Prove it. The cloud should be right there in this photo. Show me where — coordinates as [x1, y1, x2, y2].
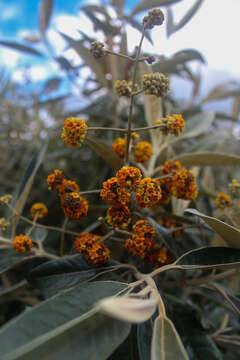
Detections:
[0, 4, 20, 21]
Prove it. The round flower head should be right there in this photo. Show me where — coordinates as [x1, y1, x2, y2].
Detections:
[167, 114, 185, 136]
[215, 193, 232, 209]
[114, 80, 139, 97]
[100, 177, 130, 206]
[133, 220, 155, 239]
[61, 117, 88, 148]
[106, 205, 131, 229]
[172, 169, 198, 200]
[0, 218, 10, 231]
[142, 72, 170, 98]
[30, 202, 48, 219]
[147, 248, 169, 267]
[90, 41, 105, 58]
[47, 169, 65, 190]
[160, 160, 182, 192]
[83, 242, 110, 267]
[75, 232, 98, 253]
[134, 141, 153, 163]
[116, 166, 142, 190]
[13, 234, 33, 253]
[125, 235, 154, 259]
[229, 179, 240, 194]
[59, 179, 80, 197]
[61, 192, 88, 220]
[135, 178, 162, 208]
[143, 8, 164, 29]
[112, 137, 126, 159]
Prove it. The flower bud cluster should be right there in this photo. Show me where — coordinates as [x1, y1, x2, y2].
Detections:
[142, 72, 169, 97]
[75, 232, 110, 267]
[114, 80, 139, 97]
[47, 170, 88, 220]
[215, 193, 232, 209]
[143, 9, 164, 29]
[90, 41, 105, 58]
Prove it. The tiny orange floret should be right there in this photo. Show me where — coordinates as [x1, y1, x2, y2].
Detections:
[13, 234, 33, 253]
[167, 114, 185, 136]
[30, 202, 48, 219]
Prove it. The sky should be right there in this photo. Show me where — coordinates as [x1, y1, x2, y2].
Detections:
[0, 0, 239, 99]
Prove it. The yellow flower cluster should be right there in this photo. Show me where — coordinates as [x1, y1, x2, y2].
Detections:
[215, 193, 232, 209]
[30, 202, 48, 219]
[61, 117, 88, 148]
[13, 234, 33, 253]
[134, 141, 153, 163]
[112, 137, 126, 159]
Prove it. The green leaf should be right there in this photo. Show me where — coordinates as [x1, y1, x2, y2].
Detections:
[11, 141, 48, 237]
[29, 254, 97, 294]
[131, 0, 182, 16]
[0, 40, 44, 57]
[59, 32, 107, 87]
[167, 297, 223, 360]
[138, 318, 154, 360]
[175, 247, 240, 270]
[173, 152, 240, 167]
[151, 316, 189, 360]
[5, 312, 131, 360]
[185, 208, 240, 248]
[38, 0, 54, 41]
[167, 0, 204, 37]
[172, 49, 205, 65]
[0, 281, 128, 359]
[0, 249, 33, 275]
[86, 138, 124, 171]
[200, 81, 240, 104]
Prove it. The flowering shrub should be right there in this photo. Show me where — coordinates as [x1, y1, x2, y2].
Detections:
[1, 2, 240, 360]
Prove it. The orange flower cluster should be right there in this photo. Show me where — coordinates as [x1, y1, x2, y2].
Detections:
[125, 220, 155, 259]
[47, 170, 88, 220]
[156, 114, 185, 137]
[30, 202, 48, 219]
[61, 192, 88, 220]
[47, 169, 65, 190]
[116, 166, 142, 190]
[59, 179, 80, 197]
[75, 232, 110, 267]
[134, 141, 153, 163]
[125, 219, 171, 266]
[100, 177, 130, 206]
[13, 234, 33, 253]
[215, 193, 232, 209]
[112, 137, 126, 159]
[158, 218, 184, 239]
[135, 178, 162, 208]
[106, 205, 131, 229]
[61, 117, 88, 148]
[172, 169, 198, 200]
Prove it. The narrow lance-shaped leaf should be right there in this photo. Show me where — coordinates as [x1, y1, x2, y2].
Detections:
[175, 247, 240, 270]
[185, 208, 240, 248]
[151, 316, 189, 360]
[173, 153, 240, 167]
[0, 281, 128, 359]
[86, 138, 124, 171]
[171, 0, 204, 35]
[98, 297, 158, 323]
[0, 40, 44, 57]
[181, 112, 215, 140]
[11, 141, 48, 237]
[131, 0, 182, 16]
[38, 0, 54, 41]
